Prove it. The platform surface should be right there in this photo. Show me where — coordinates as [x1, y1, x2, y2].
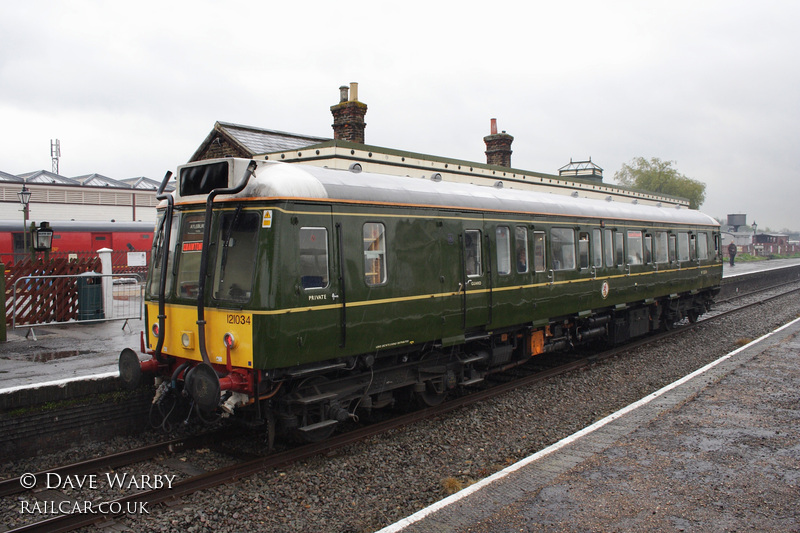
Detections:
[378, 317, 800, 532]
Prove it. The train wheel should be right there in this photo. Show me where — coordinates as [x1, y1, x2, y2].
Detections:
[415, 379, 448, 407]
[687, 309, 700, 323]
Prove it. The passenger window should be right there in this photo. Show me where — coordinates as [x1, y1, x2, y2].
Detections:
[578, 232, 590, 269]
[678, 233, 690, 261]
[698, 233, 709, 260]
[604, 229, 615, 267]
[551, 228, 576, 271]
[689, 234, 697, 260]
[496, 226, 511, 275]
[644, 234, 653, 264]
[515, 226, 529, 274]
[592, 229, 603, 267]
[615, 232, 625, 266]
[363, 223, 386, 286]
[655, 232, 668, 263]
[627, 230, 643, 265]
[299, 227, 329, 289]
[668, 235, 677, 263]
[533, 231, 546, 272]
[464, 230, 482, 277]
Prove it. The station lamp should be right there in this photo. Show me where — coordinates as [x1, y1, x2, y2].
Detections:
[33, 221, 54, 251]
[17, 184, 31, 254]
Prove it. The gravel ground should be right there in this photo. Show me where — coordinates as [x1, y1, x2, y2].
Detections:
[2, 284, 799, 533]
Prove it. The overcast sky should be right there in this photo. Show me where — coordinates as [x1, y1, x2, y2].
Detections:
[2, 1, 799, 230]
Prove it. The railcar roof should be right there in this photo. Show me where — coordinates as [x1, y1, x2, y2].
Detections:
[195, 159, 719, 227]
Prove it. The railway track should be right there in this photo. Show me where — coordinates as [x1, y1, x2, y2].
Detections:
[4, 281, 799, 533]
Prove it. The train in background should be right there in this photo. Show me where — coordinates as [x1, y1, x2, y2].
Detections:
[0, 220, 154, 264]
[119, 158, 723, 443]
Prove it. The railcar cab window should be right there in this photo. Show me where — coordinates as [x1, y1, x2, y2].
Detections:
[299, 227, 329, 289]
[532, 231, 546, 272]
[176, 214, 205, 299]
[515, 226, 529, 274]
[627, 230, 643, 265]
[212, 209, 259, 303]
[464, 230, 482, 276]
[677, 233, 690, 262]
[148, 213, 178, 297]
[496, 226, 511, 275]
[551, 228, 576, 271]
[363, 223, 387, 286]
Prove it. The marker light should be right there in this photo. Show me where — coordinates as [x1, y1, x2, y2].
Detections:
[223, 332, 236, 349]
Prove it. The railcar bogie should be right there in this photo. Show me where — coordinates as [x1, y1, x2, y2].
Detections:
[120, 158, 722, 442]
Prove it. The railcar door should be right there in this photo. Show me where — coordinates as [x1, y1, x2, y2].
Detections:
[276, 204, 344, 367]
[439, 212, 490, 339]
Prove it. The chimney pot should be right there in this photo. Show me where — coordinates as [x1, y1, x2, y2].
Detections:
[350, 82, 359, 102]
[490, 118, 498, 135]
[339, 85, 349, 103]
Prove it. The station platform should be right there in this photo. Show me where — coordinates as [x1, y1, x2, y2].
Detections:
[722, 256, 800, 278]
[378, 316, 800, 532]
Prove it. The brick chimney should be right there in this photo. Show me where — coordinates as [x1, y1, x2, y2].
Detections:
[331, 82, 368, 144]
[484, 118, 514, 167]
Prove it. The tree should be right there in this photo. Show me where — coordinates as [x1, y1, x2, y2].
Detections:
[614, 157, 706, 210]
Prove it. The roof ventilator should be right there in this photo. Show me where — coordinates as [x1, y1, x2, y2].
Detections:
[349, 163, 362, 173]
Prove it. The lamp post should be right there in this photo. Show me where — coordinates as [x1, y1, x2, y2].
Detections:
[752, 221, 757, 256]
[17, 184, 31, 257]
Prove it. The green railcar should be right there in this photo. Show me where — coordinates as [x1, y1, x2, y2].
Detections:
[119, 158, 722, 441]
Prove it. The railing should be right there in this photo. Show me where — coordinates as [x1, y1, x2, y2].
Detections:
[11, 273, 143, 339]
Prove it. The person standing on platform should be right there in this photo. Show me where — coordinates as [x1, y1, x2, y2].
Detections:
[728, 241, 737, 267]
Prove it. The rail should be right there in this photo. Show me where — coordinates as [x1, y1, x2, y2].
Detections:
[11, 273, 143, 339]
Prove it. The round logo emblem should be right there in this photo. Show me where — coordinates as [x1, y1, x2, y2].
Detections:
[601, 281, 610, 299]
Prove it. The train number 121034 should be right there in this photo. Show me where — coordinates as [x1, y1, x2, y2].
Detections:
[227, 314, 251, 325]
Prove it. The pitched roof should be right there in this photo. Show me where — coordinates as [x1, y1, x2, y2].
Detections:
[18, 170, 79, 185]
[120, 176, 174, 191]
[0, 170, 24, 183]
[73, 173, 129, 188]
[189, 121, 330, 161]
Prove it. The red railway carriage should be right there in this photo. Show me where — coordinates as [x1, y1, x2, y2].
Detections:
[0, 220, 154, 264]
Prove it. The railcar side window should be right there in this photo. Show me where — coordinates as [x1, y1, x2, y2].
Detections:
[551, 228, 576, 271]
[578, 232, 590, 269]
[644, 234, 653, 263]
[533, 231, 546, 272]
[698, 233, 709, 260]
[678, 233, 690, 261]
[668, 235, 677, 262]
[689, 234, 697, 260]
[627, 231, 643, 265]
[212, 210, 259, 302]
[176, 214, 206, 299]
[604, 229, 615, 267]
[363, 223, 387, 286]
[615, 232, 625, 266]
[299, 227, 329, 289]
[464, 230, 482, 277]
[496, 226, 511, 275]
[515, 226, 528, 274]
[592, 229, 603, 267]
[655, 232, 668, 263]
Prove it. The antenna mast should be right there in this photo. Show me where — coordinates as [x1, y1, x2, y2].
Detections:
[51, 139, 61, 174]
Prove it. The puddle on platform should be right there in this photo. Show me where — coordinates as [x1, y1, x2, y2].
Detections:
[32, 350, 94, 362]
